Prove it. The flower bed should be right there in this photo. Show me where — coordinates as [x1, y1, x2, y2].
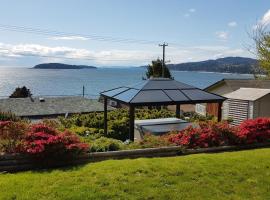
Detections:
[0, 122, 89, 160]
[169, 118, 270, 148]
[0, 115, 270, 163]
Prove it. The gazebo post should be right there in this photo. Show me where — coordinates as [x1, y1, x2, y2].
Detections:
[176, 104, 181, 118]
[129, 105, 135, 141]
[104, 97, 108, 135]
[217, 102, 222, 122]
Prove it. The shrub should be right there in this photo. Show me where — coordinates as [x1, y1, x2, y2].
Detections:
[88, 137, 124, 152]
[169, 121, 238, 148]
[181, 111, 215, 122]
[22, 124, 89, 158]
[127, 134, 175, 149]
[69, 126, 100, 136]
[9, 86, 32, 98]
[237, 118, 270, 144]
[59, 108, 175, 141]
[0, 112, 21, 122]
[0, 121, 28, 153]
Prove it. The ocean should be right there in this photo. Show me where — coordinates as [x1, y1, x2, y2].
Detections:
[0, 67, 253, 98]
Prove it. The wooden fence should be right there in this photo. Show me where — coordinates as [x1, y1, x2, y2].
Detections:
[1, 142, 270, 173]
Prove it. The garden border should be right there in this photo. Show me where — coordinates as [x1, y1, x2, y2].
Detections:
[1, 142, 270, 173]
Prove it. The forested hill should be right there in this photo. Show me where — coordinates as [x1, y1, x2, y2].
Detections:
[167, 57, 258, 74]
[33, 63, 97, 69]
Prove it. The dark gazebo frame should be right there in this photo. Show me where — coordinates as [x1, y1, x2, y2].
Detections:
[100, 78, 226, 141]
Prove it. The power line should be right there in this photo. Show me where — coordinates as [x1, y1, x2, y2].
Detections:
[0, 24, 194, 48]
[0, 24, 167, 46]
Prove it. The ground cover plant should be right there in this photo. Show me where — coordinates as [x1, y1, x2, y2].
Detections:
[58, 108, 176, 141]
[0, 148, 269, 200]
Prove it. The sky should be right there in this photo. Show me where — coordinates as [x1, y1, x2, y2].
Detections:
[0, 0, 269, 67]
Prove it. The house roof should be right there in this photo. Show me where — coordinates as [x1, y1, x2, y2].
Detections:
[100, 78, 225, 106]
[224, 88, 270, 101]
[204, 78, 270, 91]
[0, 96, 112, 117]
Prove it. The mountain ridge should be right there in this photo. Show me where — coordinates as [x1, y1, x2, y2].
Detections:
[167, 57, 258, 74]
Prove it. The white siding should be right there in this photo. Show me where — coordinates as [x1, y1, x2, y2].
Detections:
[225, 99, 249, 125]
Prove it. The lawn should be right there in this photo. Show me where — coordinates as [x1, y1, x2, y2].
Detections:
[0, 148, 270, 200]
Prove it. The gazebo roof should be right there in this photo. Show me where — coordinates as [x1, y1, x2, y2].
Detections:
[100, 78, 225, 106]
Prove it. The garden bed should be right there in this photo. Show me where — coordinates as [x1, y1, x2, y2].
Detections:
[1, 142, 270, 172]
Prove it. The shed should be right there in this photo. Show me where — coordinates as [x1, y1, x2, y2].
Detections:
[197, 79, 270, 118]
[100, 78, 226, 140]
[223, 88, 270, 125]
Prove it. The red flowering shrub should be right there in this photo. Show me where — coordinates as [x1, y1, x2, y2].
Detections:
[237, 118, 270, 144]
[0, 121, 28, 153]
[22, 123, 89, 158]
[169, 121, 238, 148]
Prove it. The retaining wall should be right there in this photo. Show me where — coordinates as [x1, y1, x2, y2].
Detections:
[1, 142, 269, 173]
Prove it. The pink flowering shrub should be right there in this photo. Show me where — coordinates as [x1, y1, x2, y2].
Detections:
[237, 118, 270, 144]
[169, 121, 238, 148]
[22, 124, 89, 158]
[0, 121, 28, 153]
[169, 118, 270, 148]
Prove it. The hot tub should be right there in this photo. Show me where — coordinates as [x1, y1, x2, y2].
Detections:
[134, 118, 192, 140]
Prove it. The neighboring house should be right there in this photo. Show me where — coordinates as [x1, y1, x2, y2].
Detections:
[204, 79, 270, 96]
[223, 88, 270, 125]
[196, 79, 270, 118]
[0, 96, 113, 120]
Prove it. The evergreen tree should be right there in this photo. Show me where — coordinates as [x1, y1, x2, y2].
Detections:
[9, 86, 32, 98]
[145, 59, 172, 79]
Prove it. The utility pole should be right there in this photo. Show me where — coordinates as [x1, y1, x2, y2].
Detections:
[159, 42, 168, 77]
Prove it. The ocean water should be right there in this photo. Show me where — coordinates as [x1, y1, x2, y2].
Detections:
[0, 67, 253, 98]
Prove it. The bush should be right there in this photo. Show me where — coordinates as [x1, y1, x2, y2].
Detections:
[59, 108, 175, 141]
[68, 126, 101, 136]
[181, 111, 215, 122]
[22, 124, 89, 158]
[169, 121, 238, 148]
[88, 137, 124, 152]
[0, 121, 28, 153]
[0, 112, 21, 122]
[237, 118, 270, 144]
[9, 86, 32, 98]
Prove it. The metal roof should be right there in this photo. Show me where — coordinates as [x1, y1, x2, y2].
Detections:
[224, 88, 270, 101]
[0, 96, 113, 117]
[100, 78, 225, 105]
[204, 78, 270, 91]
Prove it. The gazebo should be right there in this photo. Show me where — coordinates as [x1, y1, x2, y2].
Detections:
[100, 78, 226, 141]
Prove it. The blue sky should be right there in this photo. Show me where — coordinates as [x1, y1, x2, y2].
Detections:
[0, 0, 269, 67]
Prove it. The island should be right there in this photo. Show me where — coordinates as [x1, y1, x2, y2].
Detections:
[33, 63, 97, 69]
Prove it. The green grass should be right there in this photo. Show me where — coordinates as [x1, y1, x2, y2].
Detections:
[0, 148, 270, 200]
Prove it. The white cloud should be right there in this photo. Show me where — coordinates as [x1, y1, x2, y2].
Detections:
[228, 21, 237, 27]
[260, 9, 270, 25]
[215, 31, 229, 40]
[253, 9, 270, 29]
[0, 43, 158, 65]
[184, 8, 196, 18]
[189, 8, 196, 13]
[49, 36, 89, 41]
[0, 42, 251, 66]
